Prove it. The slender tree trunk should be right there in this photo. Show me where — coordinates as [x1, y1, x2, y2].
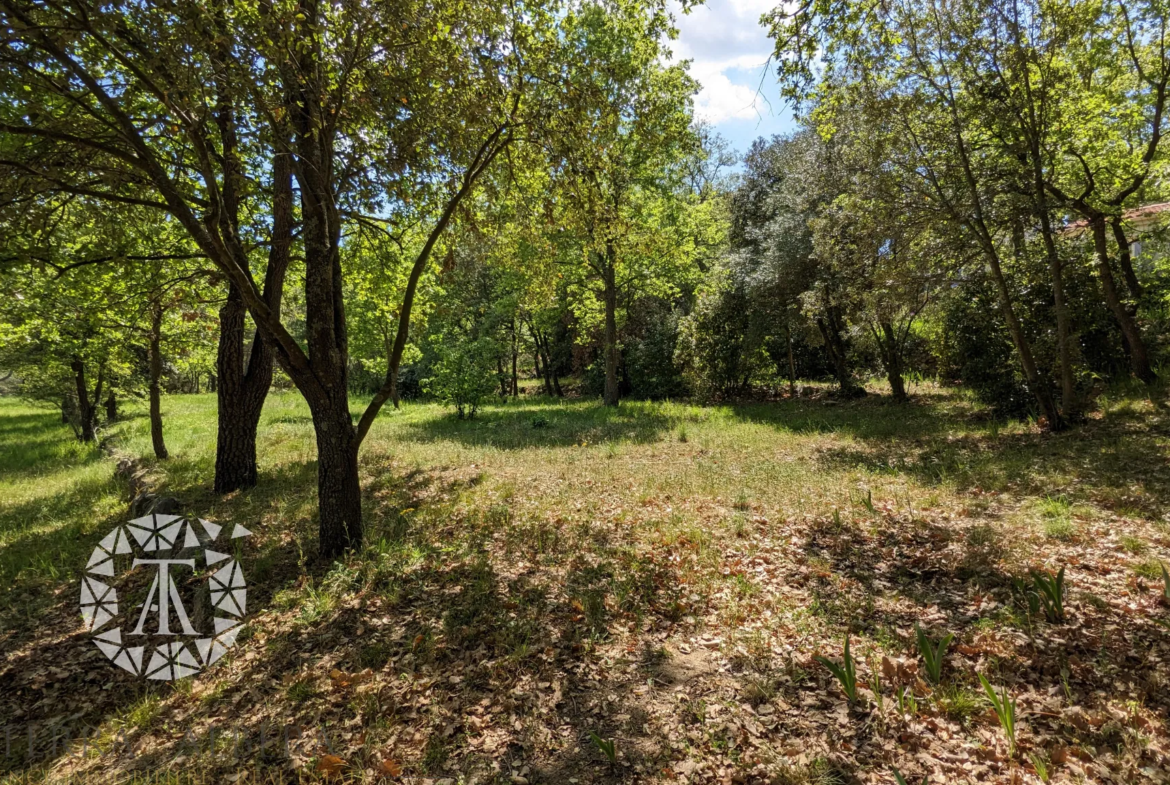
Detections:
[1045, 249, 1078, 421]
[149, 299, 169, 459]
[1091, 218, 1157, 385]
[71, 357, 96, 443]
[1024, 208, 1079, 421]
[534, 329, 554, 396]
[787, 324, 796, 395]
[497, 356, 508, 397]
[105, 391, 117, 422]
[602, 246, 620, 407]
[1110, 217, 1144, 302]
[532, 334, 544, 390]
[550, 347, 563, 398]
[511, 321, 518, 397]
[982, 249, 1063, 426]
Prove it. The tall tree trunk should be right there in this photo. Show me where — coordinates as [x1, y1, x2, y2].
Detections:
[1091, 218, 1157, 385]
[983, 250, 1063, 426]
[532, 333, 544, 391]
[1110, 217, 1144, 302]
[817, 318, 849, 395]
[105, 391, 117, 422]
[309, 393, 363, 558]
[511, 322, 518, 397]
[534, 328, 554, 396]
[213, 152, 293, 493]
[294, 80, 363, 557]
[550, 346, 563, 398]
[149, 299, 169, 459]
[602, 246, 620, 407]
[787, 324, 796, 395]
[1024, 207, 1079, 422]
[71, 357, 96, 443]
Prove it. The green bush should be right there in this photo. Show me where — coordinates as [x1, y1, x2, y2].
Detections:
[423, 335, 499, 419]
[676, 272, 767, 399]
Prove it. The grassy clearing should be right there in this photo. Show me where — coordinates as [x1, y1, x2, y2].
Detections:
[1, 385, 1169, 783]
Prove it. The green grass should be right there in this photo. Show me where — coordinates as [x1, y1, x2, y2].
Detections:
[2, 384, 1169, 780]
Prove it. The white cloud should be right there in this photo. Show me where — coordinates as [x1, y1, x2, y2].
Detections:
[669, 0, 778, 123]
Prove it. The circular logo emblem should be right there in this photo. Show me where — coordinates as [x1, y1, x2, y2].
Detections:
[79, 513, 251, 680]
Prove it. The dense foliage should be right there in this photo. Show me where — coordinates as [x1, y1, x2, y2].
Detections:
[2, 0, 1169, 555]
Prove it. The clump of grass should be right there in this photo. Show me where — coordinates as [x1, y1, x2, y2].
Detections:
[772, 758, 849, 785]
[357, 642, 392, 670]
[933, 683, 982, 723]
[286, 678, 318, 703]
[730, 512, 748, 538]
[1133, 559, 1164, 580]
[966, 524, 997, 547]
[892, 768, 927, 785]
[1120, 535, 1147, 555]
[1029, 751, 1051, 782]
[120, 694, 162, 730]
[1036, 495, 1075, 540]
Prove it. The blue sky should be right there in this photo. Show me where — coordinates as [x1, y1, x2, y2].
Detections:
[668, 0, 798, 158]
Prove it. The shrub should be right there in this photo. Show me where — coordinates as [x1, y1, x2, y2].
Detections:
[423, 335, 499, 419]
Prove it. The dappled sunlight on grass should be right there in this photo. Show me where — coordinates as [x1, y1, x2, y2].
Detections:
[2, 385, 1169, 782]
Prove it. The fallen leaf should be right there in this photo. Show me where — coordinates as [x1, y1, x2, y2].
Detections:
[377, 758, 403, 778]
[316, 754, 347, 776]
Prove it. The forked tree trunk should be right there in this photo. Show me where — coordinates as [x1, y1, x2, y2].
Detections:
[875, 321, 907, 403]
[213, 152, 292, 493]
[149, 300, 169, 459]
[1091, 218, 1156, 385]
[1110, 217, 1144, 302]
[602, 246, 620, 407]
[215, 287, 265, 491]
[817, 308, 863, 398]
